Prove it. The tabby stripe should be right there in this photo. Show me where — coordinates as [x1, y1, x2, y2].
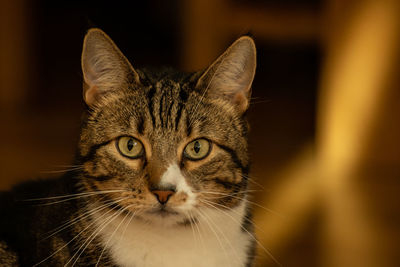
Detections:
[137, 115, 145, 135]
[214, 176, 245, 190]
[185, 115, 192, 137]
[79, 140, 111, 163]
[175, 103, 184, 131]
[159, 92, 165, 127]
[174, 88, 188, 130]
[214, 178, 237, 189]
[146, 86, 156, 127]
[83, 171, 113, 181]
[179, 87, 188, 102]
[85, 179, 100, 192]
[166, 102, 174, 129]
[216, 143, 249, 174]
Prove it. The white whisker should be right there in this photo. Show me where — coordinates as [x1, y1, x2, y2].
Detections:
[95, 206, 134, 266]
[201, 191, 282, 217]
[199, 199, 282, 267]
[40, 166, 84, 174]
[184, 211, 198, 249]
[118, 208, 141, 245]
[21, 189, 126, 202]
[67, 204, 132, 267]
[190, 210, 206, 254]
[41, 197, 129, 241]
[200, 198, 266, 235]
[33, 201, 123, 267]
[196, 209, 230, 265]
[197, 207, 242, 264]
[241, 174, 265, 190]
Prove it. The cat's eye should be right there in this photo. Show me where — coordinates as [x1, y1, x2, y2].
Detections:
[184, 139, 211, 161]
[116, 136, 144, 159]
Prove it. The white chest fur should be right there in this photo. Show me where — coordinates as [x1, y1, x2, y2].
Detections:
[93, 205, 252, 267]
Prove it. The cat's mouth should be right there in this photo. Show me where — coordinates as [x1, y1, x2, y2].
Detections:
[147, 206, 180, 217]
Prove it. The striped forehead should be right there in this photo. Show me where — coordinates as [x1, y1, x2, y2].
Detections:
[144, 80, 190, 133]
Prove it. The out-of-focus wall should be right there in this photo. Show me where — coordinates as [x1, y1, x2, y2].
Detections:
[318, 0, 400, 266]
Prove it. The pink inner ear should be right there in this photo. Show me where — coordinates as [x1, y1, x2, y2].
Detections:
[84, 85, 99, 106]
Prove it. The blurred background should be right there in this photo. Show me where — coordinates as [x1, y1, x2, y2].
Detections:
[0, 0, 399, 266]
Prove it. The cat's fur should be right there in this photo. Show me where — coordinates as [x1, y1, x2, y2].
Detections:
[0, 29, 257, 266]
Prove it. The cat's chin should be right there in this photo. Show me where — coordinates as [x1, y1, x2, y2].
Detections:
[138, 207, 189, 226]
[147, 207, 179, 217]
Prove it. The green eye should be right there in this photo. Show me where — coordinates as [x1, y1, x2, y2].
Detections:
[184, 139, 211, 160]
[116, 136, 144, 159]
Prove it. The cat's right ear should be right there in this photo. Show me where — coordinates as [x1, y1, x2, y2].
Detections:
[81, 28, 140, 106]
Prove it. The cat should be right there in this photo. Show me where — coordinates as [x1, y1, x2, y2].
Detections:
[0, 28, 257, 267]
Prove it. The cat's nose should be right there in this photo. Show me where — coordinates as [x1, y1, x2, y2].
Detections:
[151, 190, 175, 205]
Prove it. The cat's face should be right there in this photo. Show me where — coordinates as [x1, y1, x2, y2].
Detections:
[77, 29, 256, 226]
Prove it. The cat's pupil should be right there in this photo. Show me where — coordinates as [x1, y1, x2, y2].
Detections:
[194, 141, 201, 153]
[127, 139, 134, 151]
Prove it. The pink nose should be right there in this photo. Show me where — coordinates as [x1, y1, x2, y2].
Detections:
[151, 190, 175, 205]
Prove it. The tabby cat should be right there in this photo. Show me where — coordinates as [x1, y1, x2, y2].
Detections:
[0, 28, 257, 267]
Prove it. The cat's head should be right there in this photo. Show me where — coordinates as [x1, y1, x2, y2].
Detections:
[77, 29, 256, 226]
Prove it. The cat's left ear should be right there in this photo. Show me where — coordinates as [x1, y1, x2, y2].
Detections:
[81, 28, 140, 106]
[195, 36, 256, 112]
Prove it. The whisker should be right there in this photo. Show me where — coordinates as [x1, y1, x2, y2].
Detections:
[41, 197, 129, 241]
[195, 209, 230, 264]
[67, 205, 132, 267]
[199, 189, 259, 199]
[190, 210, 206, 253]
[203, 189, 260, 197]
[40, 166, 84, 174]
[21, 189, 126, 202]
[50, 164, 83, 168]
[249, 100, 272, 105]
[72, 204, 139, 267]
[96, 207, 135, 266]
[33, 202, 122, 267]
[198, 199, 282, 267]
[34, 193, 123, 207]
[39, 164, 84, 173]
[200, 198, 266, 235]
[118, 208, 141, 245]
[241, 174, 265, 190]
[201, 191, 282, 217]
[184, 211, 198, 249]
[197, 208, 242, 264]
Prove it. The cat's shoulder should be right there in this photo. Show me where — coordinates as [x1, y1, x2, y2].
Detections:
[0, 175, 77, 263]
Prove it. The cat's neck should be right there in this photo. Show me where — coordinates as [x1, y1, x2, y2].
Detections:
[91, 202, 252, 267]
